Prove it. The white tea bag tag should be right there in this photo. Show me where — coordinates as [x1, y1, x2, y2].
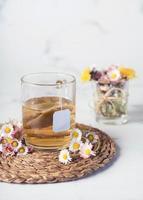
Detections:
[53, 109, 70, 132]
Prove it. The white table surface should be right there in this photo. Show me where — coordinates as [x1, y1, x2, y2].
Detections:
[0, 0, 143, 199]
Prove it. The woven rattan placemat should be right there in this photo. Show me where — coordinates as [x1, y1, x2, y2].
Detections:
[0, 123, 116, 184]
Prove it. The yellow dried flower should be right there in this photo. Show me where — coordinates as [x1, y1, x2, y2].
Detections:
[80, 67, 91, 82]
[119, 66, 136, 79]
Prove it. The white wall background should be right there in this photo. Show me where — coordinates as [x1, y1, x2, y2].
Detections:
[0, 0, 143, 122]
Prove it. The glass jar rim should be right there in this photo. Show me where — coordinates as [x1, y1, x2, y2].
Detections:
[21, 72, 76, 86]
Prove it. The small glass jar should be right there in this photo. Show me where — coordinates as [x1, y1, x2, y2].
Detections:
[21, 72, 76, 150]
[91, 80, 129, 125]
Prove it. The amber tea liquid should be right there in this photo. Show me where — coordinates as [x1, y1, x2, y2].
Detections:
[22, 96, 75, 149]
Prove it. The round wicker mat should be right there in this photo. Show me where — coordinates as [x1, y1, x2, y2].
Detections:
[0, 123, 116, 184]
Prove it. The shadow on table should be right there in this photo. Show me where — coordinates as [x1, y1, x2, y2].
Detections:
[128, 104, 143, 123]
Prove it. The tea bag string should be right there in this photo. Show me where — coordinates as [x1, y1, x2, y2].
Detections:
[58, 88, 63, 110]
[95, 87, 127, 114]
[56, 80, 63, 110]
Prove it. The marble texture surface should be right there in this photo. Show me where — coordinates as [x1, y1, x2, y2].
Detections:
[0, 0, 143, 200]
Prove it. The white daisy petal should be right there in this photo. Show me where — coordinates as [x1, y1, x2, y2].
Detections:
[108, 69, 121, 82]
[1, 123, 14, 138]
[86, 132, 99, 144]
[80, 142, 95, 159]
[69, 140, 82, 152]
[10, 139, 22, 152]
[17, 145, 28, 156]
[59, 149, 71, 164]
[70, 128, 82, 141]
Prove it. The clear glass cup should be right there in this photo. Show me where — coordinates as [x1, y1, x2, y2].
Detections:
[91, 80, 129, 125]
[21, 72, 76, 150]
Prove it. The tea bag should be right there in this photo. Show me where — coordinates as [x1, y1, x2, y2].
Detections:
[53, 80, 71, 132]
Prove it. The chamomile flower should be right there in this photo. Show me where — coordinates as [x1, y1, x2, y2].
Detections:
[80, 142, 95, 159]
[1, 123, 14, 138]
[0, 137, 12, 145]
[86, 132, 99, 144]
[2, 144, 14, 156]
[59, 149, 72, 165]
[10, 139, 21, 152]
[107, 69, 121, 82]
[17, 145, 28, 156]
[69, 140, 82, 152]
[70, 128, 82, 141]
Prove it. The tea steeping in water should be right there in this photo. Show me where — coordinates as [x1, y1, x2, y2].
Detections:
[22, 96, 75, 149]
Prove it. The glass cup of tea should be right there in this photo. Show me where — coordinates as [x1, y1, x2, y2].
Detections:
[21, 72, 76, 150]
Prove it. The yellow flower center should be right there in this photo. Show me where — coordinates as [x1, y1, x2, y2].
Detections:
[7, 138, 12, 143]
[12, 141, 18, 147]
[73, 143, 80, 150]
[18, 147, 25, 153]
[111, 73, 117, 79]
[1, 138, 12, 144]
[63, 154, 68, 160]
[85, 149, 91, 155]
[72, 131, 79, 138]
[1, 138, 7, 144]
[87, 134, 94, 142]
[5, 127, 11, 134]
